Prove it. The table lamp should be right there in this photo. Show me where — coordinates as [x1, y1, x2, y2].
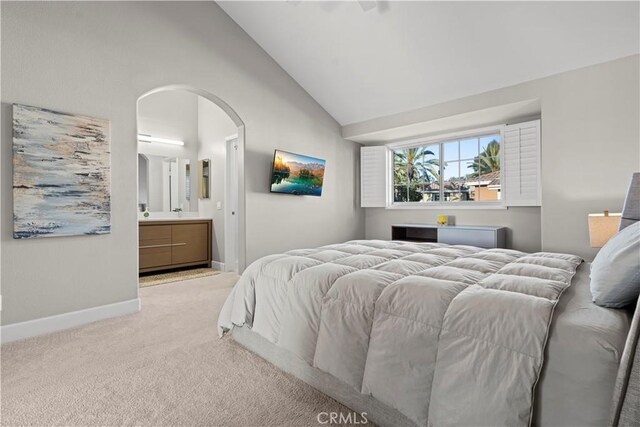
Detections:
[588, 211, 621, 248]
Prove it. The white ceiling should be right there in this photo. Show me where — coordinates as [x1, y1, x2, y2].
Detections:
[218, 1, 639, 126]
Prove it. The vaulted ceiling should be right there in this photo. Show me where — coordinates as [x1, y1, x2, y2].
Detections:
[218, 1, 639, 125]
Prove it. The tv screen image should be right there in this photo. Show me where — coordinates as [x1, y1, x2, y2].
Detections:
[270, 150, 326, 196]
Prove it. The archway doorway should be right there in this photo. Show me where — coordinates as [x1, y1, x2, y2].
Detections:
[136, 85, 246, 279]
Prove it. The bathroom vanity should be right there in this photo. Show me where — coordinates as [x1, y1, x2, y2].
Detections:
[139, 219, 212, 273]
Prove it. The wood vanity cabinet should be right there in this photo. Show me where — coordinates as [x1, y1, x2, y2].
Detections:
[139, 219, 212, 273]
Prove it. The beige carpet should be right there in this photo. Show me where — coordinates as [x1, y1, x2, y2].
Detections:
[139, 267, 220, 288]
[1, 273, 355, 426]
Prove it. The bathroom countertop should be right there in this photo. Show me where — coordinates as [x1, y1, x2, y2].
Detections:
[138, 217, 213, 222]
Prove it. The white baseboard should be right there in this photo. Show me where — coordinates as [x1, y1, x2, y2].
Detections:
[0, 298, 141, 344]
[212, 260, 225, 271]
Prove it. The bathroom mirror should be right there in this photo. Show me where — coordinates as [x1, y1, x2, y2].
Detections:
[138, 154, 198, 213]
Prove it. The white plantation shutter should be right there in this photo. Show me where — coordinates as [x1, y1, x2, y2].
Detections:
[360, 146, 388, 207]
[503, 120, 541, 206]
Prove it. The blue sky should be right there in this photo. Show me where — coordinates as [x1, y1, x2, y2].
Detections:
[276, 149, 326, 166]
[397, 134, 500, 182]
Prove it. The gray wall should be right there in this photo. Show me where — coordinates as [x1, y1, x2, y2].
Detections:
[352, 55, 639, 260]
[1, 2, 364, 326]
[197, 96, 238, 265]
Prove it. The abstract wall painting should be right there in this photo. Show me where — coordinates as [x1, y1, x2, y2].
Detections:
[13, 104, 111, 239]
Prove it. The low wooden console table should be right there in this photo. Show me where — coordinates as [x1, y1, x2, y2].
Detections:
[391, 223, 507, 249]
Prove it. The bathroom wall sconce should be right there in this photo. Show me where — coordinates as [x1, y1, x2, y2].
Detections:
[137, 134, 184, 146]
[198, 159, 210, 199]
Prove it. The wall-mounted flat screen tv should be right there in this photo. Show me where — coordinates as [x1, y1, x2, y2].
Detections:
[270, 149, 326, 196]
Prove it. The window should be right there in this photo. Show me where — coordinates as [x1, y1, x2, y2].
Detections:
[393, 144, 440, 202]
[360, 120, 540, 209]
[391, 132, 502, 204]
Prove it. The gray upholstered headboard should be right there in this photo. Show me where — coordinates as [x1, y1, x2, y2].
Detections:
[609, 172, 640, 426]
[619, 172, 640, 231]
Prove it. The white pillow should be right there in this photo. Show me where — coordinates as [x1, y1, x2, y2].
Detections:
[590, 221, 640, 308]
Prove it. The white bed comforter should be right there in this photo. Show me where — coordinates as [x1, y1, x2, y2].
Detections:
[218, 240, 582, 426]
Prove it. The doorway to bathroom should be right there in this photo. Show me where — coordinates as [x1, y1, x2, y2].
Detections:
[136, 85, 245, 286]
[225, 135, 240, 273]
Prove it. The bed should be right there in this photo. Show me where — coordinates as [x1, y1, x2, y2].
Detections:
[218, 243, 633, 426]
[218, 176, 639, 427]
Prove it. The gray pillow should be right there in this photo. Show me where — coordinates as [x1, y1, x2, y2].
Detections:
[590, 221, 640, 308]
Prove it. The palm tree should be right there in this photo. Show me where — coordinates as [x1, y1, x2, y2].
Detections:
[394, 147, 440, 202]
[468, 140, 500, 175]
[394, 152, 408, 184]
[394, 147, 440, 183]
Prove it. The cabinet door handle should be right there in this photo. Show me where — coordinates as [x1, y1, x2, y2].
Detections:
[140, 243, 187, 249]
[140, 244, 172, 249]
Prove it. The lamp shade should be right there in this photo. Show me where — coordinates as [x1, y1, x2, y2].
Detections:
[588, 212, 621, 248]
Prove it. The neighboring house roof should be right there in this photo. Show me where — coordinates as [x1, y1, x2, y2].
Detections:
[466, 171, 501, 187]
[413, 171, 501, 192]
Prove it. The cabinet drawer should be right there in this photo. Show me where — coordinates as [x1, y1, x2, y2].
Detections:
[171, 223, 209, 265]
[437, 227, 496, 248]
[140, 246, 172, 269]
[140, 225, 171, 244]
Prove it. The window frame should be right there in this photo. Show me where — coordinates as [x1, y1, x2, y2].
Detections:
[386, 125, 506, 209]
